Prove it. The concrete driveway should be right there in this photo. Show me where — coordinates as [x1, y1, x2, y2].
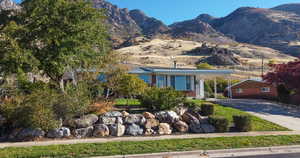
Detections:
[214, 99, 300, 131]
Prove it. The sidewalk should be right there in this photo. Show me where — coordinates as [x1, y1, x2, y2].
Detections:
[92, 145, 300, 158]
[1, 131, 300, 149]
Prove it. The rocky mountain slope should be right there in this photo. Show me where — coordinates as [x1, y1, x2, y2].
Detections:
[210, 7, 300, 56]
[272, 3, 300, 15]
[0, 0, 19, 10]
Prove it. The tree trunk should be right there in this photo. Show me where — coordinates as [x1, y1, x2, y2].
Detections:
[60, 78, 65, 92]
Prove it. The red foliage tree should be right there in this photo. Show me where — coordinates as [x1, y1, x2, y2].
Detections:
[263, 59, 300, 94]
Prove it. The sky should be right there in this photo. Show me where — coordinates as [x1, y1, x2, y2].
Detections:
[14, 0, 300, 25]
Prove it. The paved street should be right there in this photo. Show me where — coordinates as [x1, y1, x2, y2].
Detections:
[214, 99, 300, 131]
[228, 153, 300, 158]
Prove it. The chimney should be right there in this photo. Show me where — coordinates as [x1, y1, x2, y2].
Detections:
[173, 61, 177, 69]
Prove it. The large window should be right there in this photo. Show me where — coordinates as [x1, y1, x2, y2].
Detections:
[139, 75, 151, 84]
[261, 87, 270, 93]
[157, 75, 167, 88]
[170, 75, 192, 91]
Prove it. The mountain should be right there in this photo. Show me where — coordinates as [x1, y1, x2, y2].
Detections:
[195, 14, 216, 24]
[129, 9, 170, 37]
[272, 3, 300, 15]
[210, 7, 300, 56]
[0, 0, 19, 10]
[169, 18, 234, 44]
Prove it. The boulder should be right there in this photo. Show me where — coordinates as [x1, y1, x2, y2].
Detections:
[103, 111, 123, 117]
[125, 124, 144, 136]
[175, 106, 188, 116]
[99, 117, 117, 125]
[190, 123, 203, 133]
[199, 116, 209, 124]
[74, 114, 98, 128]
[144, 119, 159, 129]
[74, 126, 94, 138]
[109, 123, 125, 137]
[124, 114, 146, 125]
[201, 124, 216, 133]
[182, 112, 200, 125]
[143, 112, 155, 119]
[93, 124, 110, 137]
[155, 111, 179, 124]
[174, 121, 189, 132]
[144, 128, 155, 136]
[47, 127, 71, 138]
[121, 111, 130, 117]
[17, 128, 45, 140]
[158, 123, 172, 135]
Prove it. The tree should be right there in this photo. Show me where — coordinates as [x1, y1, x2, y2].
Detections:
[115, 74, 148, 98]
[196, 63, 215, 70]
[263, 59, 300, 94]
[0, 0, 110, 90]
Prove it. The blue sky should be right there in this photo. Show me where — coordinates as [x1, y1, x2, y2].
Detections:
[14, 0, 300, 24]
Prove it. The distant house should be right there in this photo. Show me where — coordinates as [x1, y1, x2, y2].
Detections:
[129, 67, 234, 99]
[224, 79, 278, 99]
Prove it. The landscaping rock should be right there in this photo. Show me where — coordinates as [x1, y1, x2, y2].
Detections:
[74, 114, 98, 128]
[143, 112, 155, 119]
[121, 111, 130, 117]
[109, 123, 125, 137]
[125, 124, 144, 136]
[93, 124, 109, 137]
[175, 106, 188, 116]
[144, 119, 159, 129]
[201, 124, 216, 133]
[174, 121, 189, 132]
[144, 128, 155, 136]
[182, 112, 200, 124]
[199, 116, 209, 124]
[47, 127, 71, 138]
[124, 114, 146, 125]
[99, 117, 117, 125]
[17, 128, 45, 140]
[103, 111, 122, 117]
[190, 123, 203, 133]
[74, 126, 94, 138]
[155, 111, 179, 124]
[158, 123, 172, 135]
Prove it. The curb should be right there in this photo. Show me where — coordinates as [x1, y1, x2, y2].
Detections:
[1, 131, 300, 148]
[91, 145, 300, 158]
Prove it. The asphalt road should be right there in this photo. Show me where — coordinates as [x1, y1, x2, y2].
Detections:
[227, 153, 300, 158]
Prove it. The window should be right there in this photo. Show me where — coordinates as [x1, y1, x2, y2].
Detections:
[170, 75, 192, 91]
[139, 75, 150, 84]
[261, 87, 270, 93]
[236, 88, 243, 93]
[156, 75, 167, 88]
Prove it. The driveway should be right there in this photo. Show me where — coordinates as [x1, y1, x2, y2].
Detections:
[214, 99, 300, 131]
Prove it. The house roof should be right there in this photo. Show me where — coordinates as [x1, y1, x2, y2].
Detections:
[226, 78, 266, 90]
[129, 67, 234, 75]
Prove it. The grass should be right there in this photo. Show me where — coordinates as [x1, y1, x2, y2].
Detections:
[114, 98, 141, 106]
[192, 100, 289, 131]
[2, 135, 300, 158]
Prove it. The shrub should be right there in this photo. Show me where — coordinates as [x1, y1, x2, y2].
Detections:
[196, 63, 215, 70]
[183, 100, 199, 109]
[139, 87, 186, 111]
[233, 115, 252, 132]
[209, 116, 229, 132]
[201, 103, 214, 116]
[88, 100, 114, 115]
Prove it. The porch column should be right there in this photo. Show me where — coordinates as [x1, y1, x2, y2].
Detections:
[214, 77, 217, 99]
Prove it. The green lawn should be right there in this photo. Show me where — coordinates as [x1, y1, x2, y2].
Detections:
[192, 100, 289, 131]
[2, 135, 300, 158]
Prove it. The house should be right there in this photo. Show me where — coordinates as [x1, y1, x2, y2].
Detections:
[224, 79, 278, 99]
[129, 67, 234, 99]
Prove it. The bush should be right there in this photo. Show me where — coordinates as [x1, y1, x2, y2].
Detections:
[183, 100, 199, 109]
[209, 116, 229, 132]
[139, 87, 186, 111]
[201, 103, 214, 116]
[233, 115, 252, 132]
[196, 63, 215, 70]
